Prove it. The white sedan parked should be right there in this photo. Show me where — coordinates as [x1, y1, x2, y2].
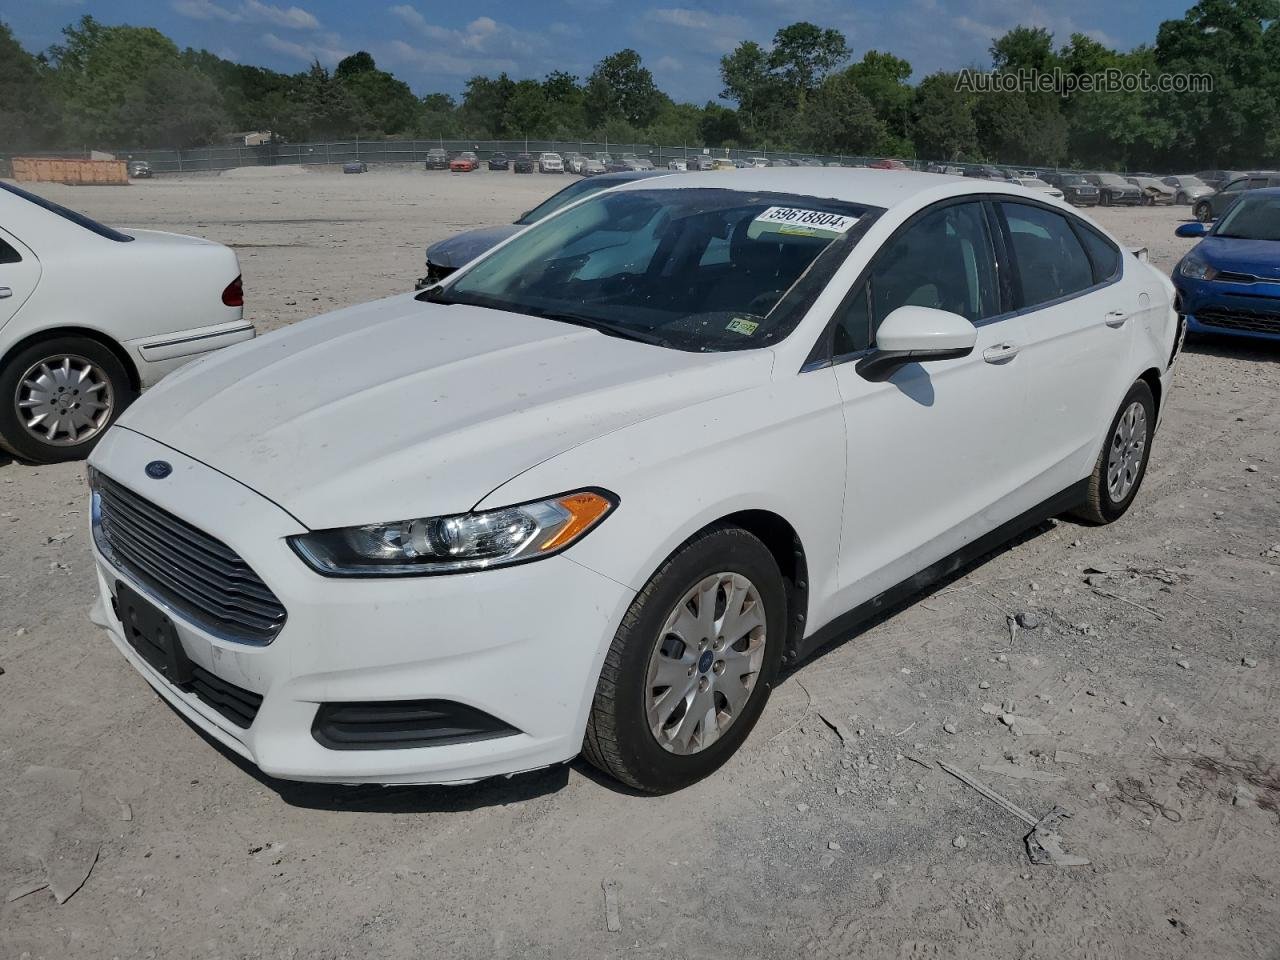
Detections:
[0, 182, 252, 462]
[86, 171, 1179, 792]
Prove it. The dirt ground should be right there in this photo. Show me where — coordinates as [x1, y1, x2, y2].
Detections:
[1, 167, 1278, 960]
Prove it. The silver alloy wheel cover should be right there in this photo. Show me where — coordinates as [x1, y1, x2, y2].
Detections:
[1106, 400, 1148, 503]
[15, 354, 114, 446]
[646, 571, 767, 755]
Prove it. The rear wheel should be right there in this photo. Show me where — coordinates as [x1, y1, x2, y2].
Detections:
[582, 525, 786, 792]
[0, 336, 134, 463]
[1071, 380, 1155, 525]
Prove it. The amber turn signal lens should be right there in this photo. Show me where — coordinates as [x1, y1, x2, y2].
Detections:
[539, 492, 614, 551]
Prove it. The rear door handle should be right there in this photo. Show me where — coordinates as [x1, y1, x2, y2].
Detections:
[1104, 310, 1129, 327]
[982, 342, 1020, 364]
[0, 287, 11, 299]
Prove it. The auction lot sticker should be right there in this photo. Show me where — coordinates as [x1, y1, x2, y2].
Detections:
[752, 206, 860, 237]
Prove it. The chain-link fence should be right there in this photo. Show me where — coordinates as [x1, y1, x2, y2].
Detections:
[7, 140, 931, 174]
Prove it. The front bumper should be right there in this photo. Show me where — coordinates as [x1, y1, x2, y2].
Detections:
[87, 427, 636, 784]
[1176, 274, 1280, 342]
[124, 319, 255, 388]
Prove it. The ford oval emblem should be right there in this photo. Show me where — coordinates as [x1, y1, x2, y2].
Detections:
[145, 460, 172, 480]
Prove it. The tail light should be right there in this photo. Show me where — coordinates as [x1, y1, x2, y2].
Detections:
[222, 275, 244, 307]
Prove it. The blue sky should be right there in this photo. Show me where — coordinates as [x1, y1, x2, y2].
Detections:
[6, 0, 1192, 102]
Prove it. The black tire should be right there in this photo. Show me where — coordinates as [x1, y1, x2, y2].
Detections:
[1194, 201, 1213, 223]
[582, 525, 787, 793]
[0, 336, 135, 464]
[1100, 191, 1111, 206]
[1176, 191, 1187, 204]
[1071, 380, 1155, 525]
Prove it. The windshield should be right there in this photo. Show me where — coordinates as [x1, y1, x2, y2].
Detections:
[1061, 175, 1088, 185]
[516, 177, 633, 225]
[1214, 193, 1280, 241]
[433, 187, 877, 352]
[1096, 174, 1128, 186]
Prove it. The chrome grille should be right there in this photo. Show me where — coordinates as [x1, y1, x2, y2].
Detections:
[92, 473, 286, 644]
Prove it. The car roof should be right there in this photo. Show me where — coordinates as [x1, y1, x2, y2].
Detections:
[603, 167, 1000, 209]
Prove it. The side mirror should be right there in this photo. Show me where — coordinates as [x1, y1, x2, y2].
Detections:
[856, 306, 977, 382]
[1175, 222, 1207, 238]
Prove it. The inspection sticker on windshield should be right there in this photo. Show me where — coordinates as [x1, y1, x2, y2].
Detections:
[753, 206, 859, 236]
[726, 317, 759, 336]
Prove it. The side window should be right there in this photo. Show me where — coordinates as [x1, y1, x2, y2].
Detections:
[1248, 177, 1269, 189]
[832, 202, 998, 355]
[1000, 202, 1096, 308]
[0, 236, 20, 265]
[1072, 222, 1121, 284]
[1223, 178, 1246, 194]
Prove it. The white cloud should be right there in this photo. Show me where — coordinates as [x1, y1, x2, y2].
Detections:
[172, 0, 320, 30]
[172, 0, 240, 22]
[242, 0, 320, 30]
[641, 8, 751, 53]
[385, 6, 577, 78]
[261, 31, 348, 65]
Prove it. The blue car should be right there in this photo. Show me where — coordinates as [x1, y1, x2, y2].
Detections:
[1173, 186, 1280, 342]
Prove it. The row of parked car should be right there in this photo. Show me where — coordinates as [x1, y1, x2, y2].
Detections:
[422, 148, 660, 176]
[934, 163, 1280, 221]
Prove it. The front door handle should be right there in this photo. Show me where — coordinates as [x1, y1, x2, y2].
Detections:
[0, 287, 11, 299]
[983, 342, 1020, 364]
[1104, 310, 1129, 327]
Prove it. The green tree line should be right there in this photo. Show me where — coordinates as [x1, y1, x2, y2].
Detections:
[2, 1, 1278, 170]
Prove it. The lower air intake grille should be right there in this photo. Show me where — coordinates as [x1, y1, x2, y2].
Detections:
[312, 700, 519, 750]
[1196, 307, 1280, 335]
[189, 666, 263, 728]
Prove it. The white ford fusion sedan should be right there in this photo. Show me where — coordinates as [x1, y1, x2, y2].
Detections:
[0, 182, 253, 463]
[87, 170, 1179, 792]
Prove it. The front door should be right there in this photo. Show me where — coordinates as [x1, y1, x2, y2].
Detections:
[823, 199, 1032, 611]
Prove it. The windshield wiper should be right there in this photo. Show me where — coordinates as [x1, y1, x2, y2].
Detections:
[530, 309, 673, 348]
[418, 289, 674, 347]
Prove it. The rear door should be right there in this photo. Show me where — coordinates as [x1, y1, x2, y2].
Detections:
[0, 227, 41, 333]
[822, 199, 1031, 610]
[993, 200, 1135, 499]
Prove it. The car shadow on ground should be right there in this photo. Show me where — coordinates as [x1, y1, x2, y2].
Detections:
[165, 515, 1069, 808]
[781, 515, 1061, 678]
[170, 708, 577, 811]
[1183, 333, 1280, 361]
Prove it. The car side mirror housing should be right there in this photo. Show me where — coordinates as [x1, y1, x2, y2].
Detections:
[1175, 222, 1208, 238]
[855, 306, 977, 382]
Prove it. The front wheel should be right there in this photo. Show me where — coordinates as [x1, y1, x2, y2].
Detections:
[1194, 201, 1213, 223]
[582, 525, 786, 792]
[0, 336, 135, 463]
[1071, 380, 1155, 525]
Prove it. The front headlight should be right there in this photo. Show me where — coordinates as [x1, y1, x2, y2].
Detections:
[289, 489, 617, 576]
[1179, 256, 1218, 281]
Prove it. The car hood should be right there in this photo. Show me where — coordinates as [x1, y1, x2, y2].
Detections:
[118, 296, 773, 529]
[425, 224, 521, 269]
[1194, 236, 1280, 278]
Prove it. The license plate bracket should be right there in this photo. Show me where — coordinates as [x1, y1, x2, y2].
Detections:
[114, 580, 194, 685]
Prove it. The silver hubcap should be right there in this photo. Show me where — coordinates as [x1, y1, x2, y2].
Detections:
[646, 572, 767, 755]
[15, 355, 114, 446]
[1106, 400, 1147, 502]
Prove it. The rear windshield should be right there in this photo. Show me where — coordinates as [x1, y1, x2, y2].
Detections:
[0, 181, 133, 242]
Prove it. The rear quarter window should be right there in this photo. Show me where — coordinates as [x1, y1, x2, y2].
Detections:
[1071, 221, 1122, 284]
[0, 236, 20, 264]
